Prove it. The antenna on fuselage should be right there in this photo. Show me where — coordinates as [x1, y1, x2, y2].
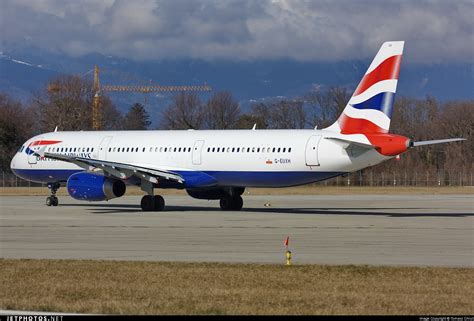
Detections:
[54, 126, 58, 132]
[252, 123, 257, 130]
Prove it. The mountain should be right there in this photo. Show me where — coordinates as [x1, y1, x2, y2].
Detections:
[1, 47, 472, 125]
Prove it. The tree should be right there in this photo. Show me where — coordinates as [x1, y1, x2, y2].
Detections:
[160, 92, 204, 129]
[123, 103, 151, 130]
[31, 75, 122, 132]
[0, 93, 35, 171]
[248, 99, 307, 129]
[203, 91, 241, 129]
[305, 86, 349, 128]
[235, 114, 267, 129]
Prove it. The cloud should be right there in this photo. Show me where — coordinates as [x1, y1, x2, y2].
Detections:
[1, 0, 473, 63]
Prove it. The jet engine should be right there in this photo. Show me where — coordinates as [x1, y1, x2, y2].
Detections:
[67, 172, 126, 201]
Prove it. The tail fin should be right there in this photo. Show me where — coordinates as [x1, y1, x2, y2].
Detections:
[327, 41, 404, 134]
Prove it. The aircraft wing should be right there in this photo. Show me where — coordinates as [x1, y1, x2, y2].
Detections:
[40, 151, 184, 184]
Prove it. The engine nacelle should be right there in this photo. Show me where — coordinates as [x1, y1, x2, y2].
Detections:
[187, 187, 245, 200]
[67, 172, 126, 201]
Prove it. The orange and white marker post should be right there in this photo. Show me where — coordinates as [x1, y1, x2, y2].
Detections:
[284, 236, 292, 265]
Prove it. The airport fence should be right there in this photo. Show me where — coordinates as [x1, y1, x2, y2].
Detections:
[1, 170, 473, 188]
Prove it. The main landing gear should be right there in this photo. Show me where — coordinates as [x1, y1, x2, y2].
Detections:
[140, 195, 165, 212]
[46, 182, 60, 207]
[219, 195, 243, 211]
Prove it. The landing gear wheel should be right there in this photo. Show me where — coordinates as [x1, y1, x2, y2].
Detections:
[220, 196, 232, 211]
[46, 196, 58, 206]
[153, 195, 165, 211]
[46, 182, 60, 207]
[141, 195, 155, 211]
[220, 195, 243, 211]
[232, 195, 243, 211]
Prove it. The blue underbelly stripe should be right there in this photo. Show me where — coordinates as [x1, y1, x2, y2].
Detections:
[11, 168, 345, 188]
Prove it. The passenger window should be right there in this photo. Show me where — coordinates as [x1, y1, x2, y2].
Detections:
[108, 148, 111, 152]
[289, 148, 292, 152]
[283, 148, 286, 153]
[252, 147, 255, 152]
[126, 148, 130, 152]
[232, 147, 235, 152]
[188, 147, 191, 152]
[164, 147, 167, 152]
[277, 148, 281, 153]
[257, 148, 260, 152]
[227, 147, 231, 152]
[272, 148, 276, 153]
[247, 147, 250, 152]
[237, 148, 240, 152]
[207, 148, 210, 152]
[174, 147, 177, 152]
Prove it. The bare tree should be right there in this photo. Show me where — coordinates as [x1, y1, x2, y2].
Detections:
[0, 93, 35, 171]
[100, 96, 124, 130]
[235, 114, 267, 129]
[249, 99, 306, 129]
[204, 91, 241, 129]
[160, 92, 204, 129]
[31, 75, 122, 132]
[305, 86, 349, 128]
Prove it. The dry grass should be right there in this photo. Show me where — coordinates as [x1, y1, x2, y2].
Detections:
[0, 259, 472, 315]
[0, 185, 472, 196]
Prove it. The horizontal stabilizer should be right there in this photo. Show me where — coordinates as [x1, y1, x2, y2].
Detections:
[325, 137, 375, 149]
[410, 138, 466, 147]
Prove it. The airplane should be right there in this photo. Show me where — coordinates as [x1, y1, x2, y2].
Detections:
[10, 41, 465, 211]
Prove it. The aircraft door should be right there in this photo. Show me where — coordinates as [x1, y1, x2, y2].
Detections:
[192, 140, 205, 165]
[305, 135, 321, 166]
[98, 136, 113, 160]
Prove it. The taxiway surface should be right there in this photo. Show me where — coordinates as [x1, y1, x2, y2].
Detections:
[1, 194, 472, 266]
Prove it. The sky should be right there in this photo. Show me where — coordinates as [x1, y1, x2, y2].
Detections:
[1, 0, 473, 63]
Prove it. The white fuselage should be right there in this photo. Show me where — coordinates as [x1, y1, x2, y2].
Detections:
[10, 129, 389, 188]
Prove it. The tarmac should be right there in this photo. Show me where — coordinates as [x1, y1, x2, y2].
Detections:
[1, 194, 473, 267]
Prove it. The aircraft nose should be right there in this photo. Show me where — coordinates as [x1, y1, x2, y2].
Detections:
[10, 152, 19, 174]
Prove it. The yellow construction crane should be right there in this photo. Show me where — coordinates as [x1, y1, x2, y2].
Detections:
[49, 65, 212, 130]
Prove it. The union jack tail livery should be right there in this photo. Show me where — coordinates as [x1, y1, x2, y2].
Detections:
[329, 41, 404, 134]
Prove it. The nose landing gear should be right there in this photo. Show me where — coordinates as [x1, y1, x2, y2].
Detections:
[46, 182, 60, 206]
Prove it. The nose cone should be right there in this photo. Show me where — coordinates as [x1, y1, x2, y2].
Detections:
[10, 153, 19, 175]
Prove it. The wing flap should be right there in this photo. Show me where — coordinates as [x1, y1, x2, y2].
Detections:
[42, 151, 184, 184]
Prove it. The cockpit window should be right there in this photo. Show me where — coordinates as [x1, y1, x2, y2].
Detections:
[18, 145, 24, 153]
